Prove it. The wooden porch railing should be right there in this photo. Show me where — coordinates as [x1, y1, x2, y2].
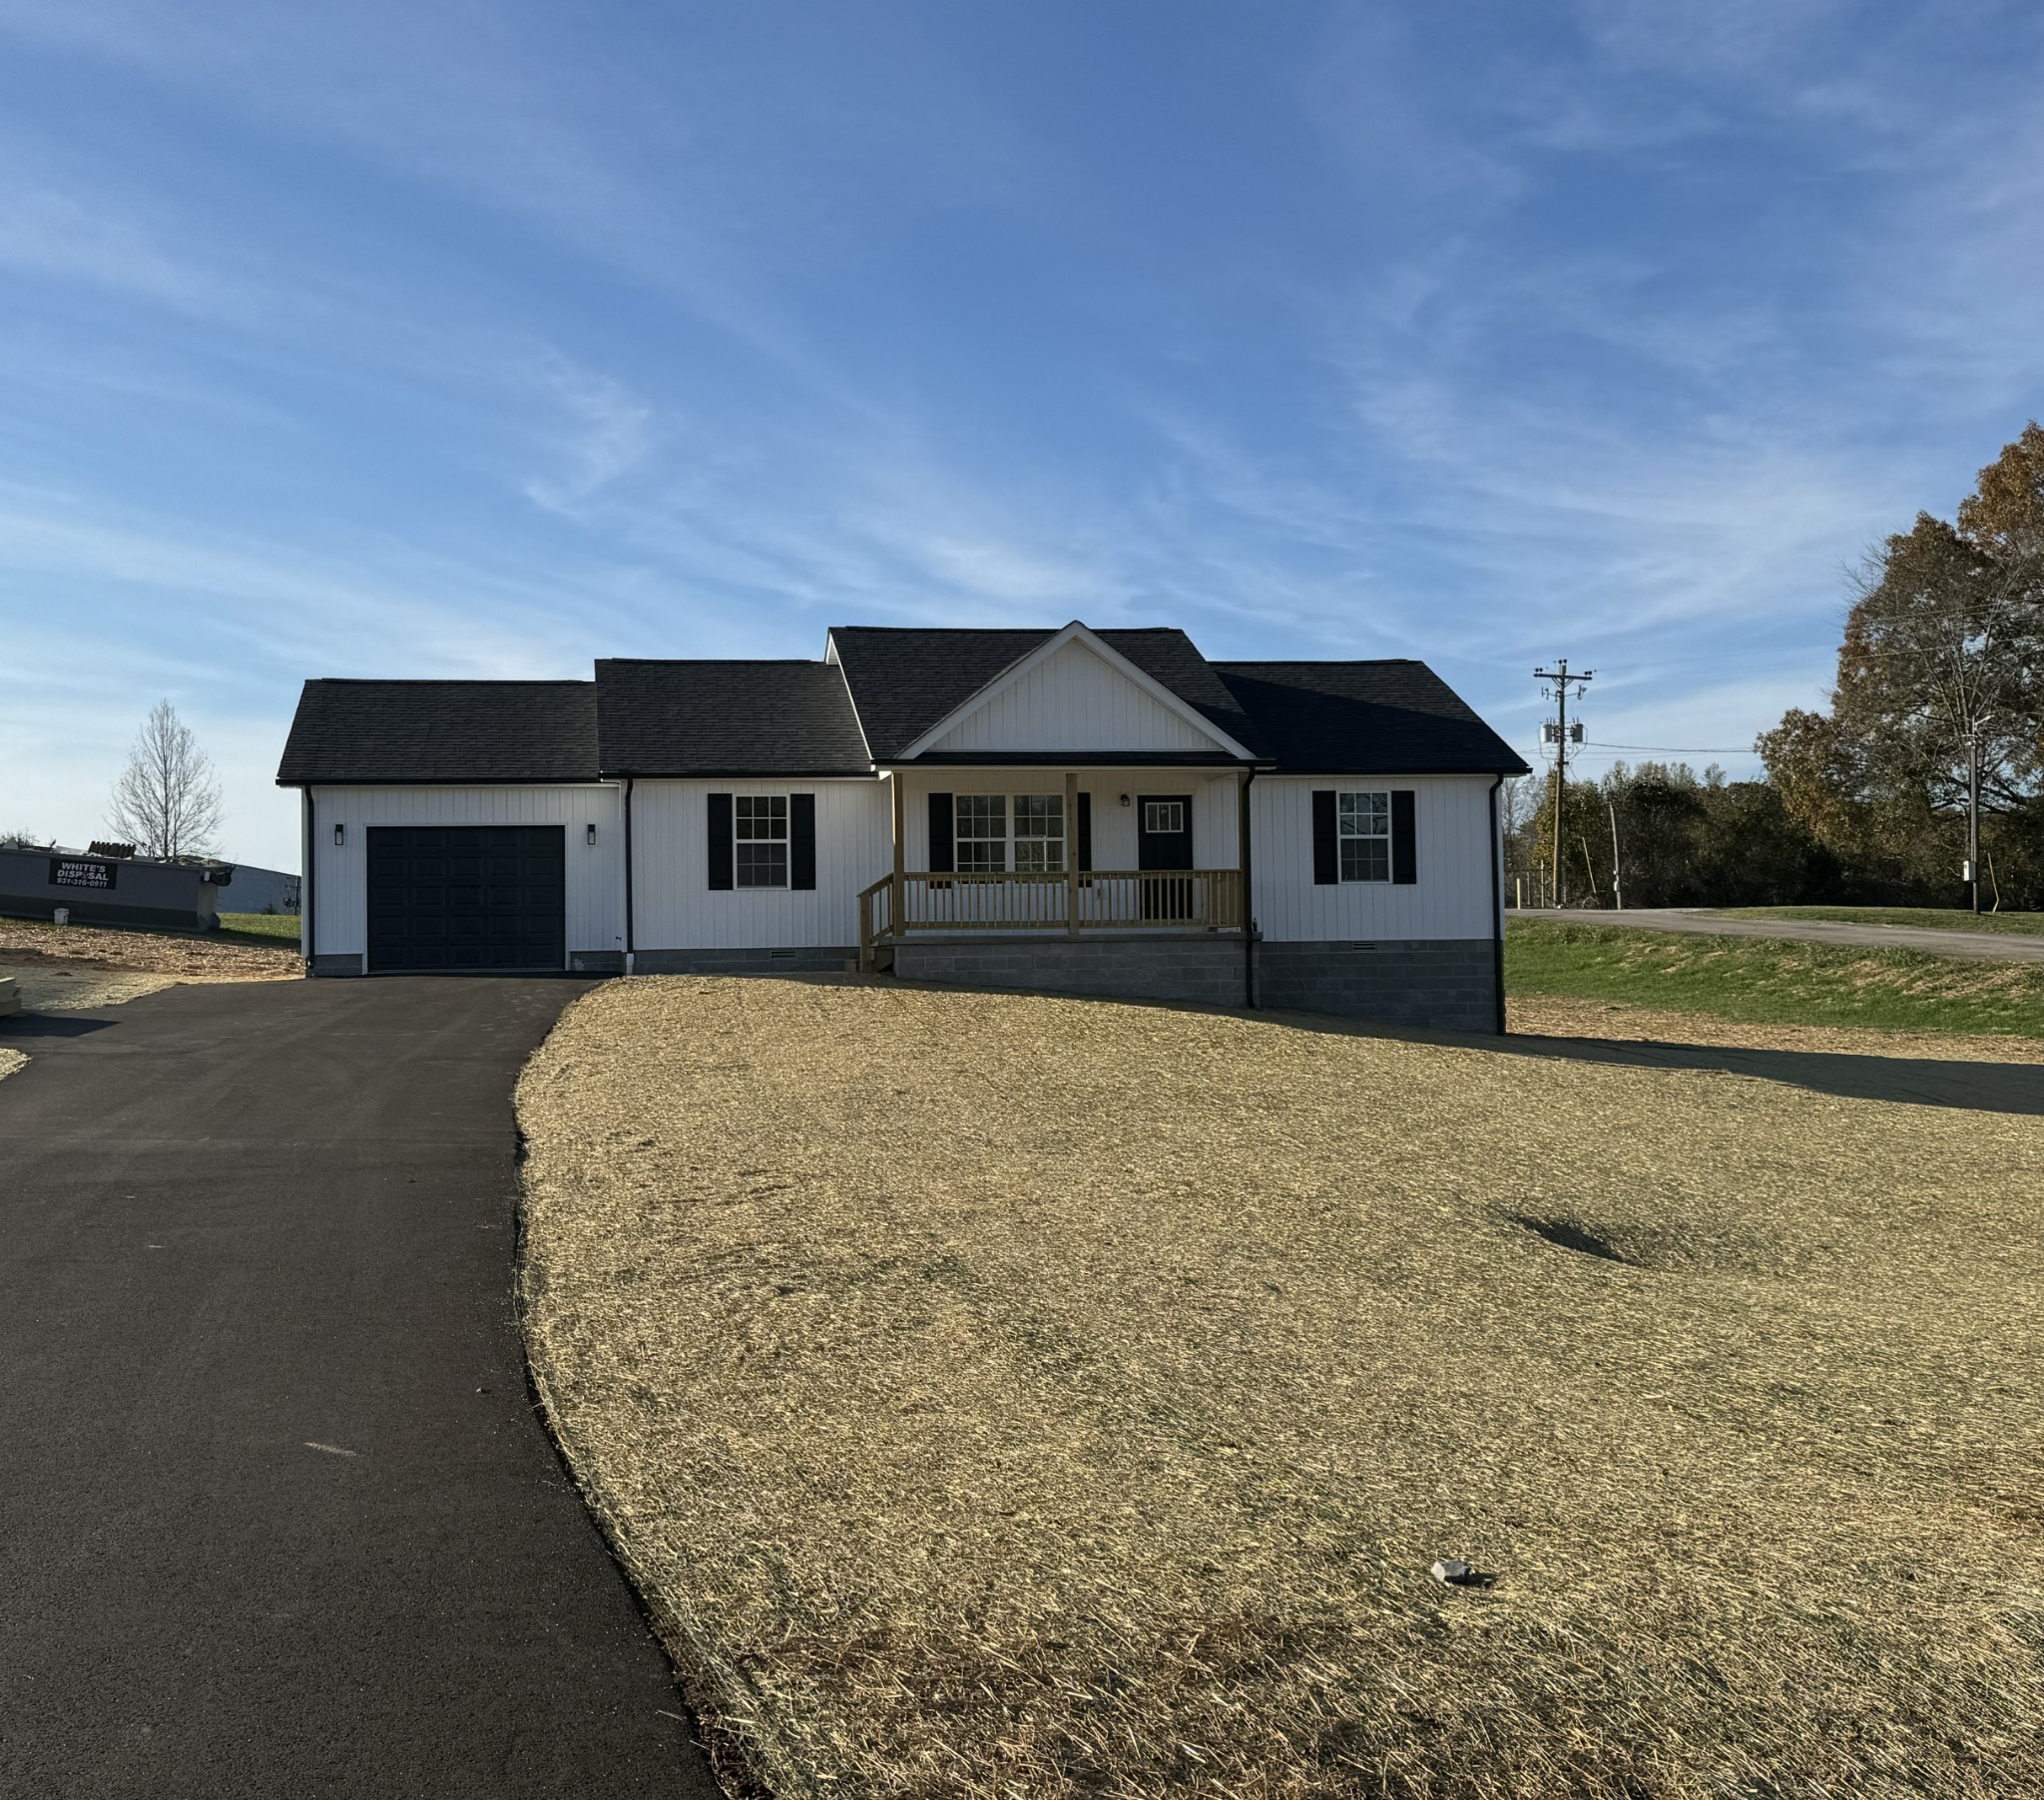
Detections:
[859, 868, 1242, 966]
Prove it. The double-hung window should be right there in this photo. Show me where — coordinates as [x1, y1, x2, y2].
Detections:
[955, 795, 1008, 872]
[1012, 794, 1065, 873]
[735, 795, 789, 888]
[1336, 790, 1390, 883]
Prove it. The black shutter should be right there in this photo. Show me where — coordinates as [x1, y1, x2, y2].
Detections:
[1310, 789, 1338, 884]
[789, 793, 816, 890]
[1077, 791, 1092, 872]
[928, 792, 954, 873]
[707, 792, 733, 890]
[1391, 789, 1417, 884]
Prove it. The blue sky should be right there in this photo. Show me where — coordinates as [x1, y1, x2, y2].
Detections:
[3, 1, 2042, 871]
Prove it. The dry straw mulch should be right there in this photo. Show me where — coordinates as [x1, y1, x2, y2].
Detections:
[1507, 993, 2044, 1063]
[0, 918, 298, 981]
[518, 977, 2044, 1800]
[0, 918, 298, 1009]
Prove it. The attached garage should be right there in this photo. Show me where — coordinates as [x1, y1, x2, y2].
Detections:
[366, 825, 566, 973]
[278, 679, 627, 977]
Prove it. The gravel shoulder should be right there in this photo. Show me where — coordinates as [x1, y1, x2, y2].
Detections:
[519, 974, 2044, 1800]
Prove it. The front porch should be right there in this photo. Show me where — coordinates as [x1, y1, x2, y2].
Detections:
[858, 765, 1250, 975]
[858, 867, 1244, 969]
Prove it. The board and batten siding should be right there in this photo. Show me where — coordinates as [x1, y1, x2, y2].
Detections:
[1251, 774, 1499, 942]
[920, 639, 1225, 755]
[630, 778, 888, 950]
[892, 768, 1244, 871]
[307, 784, 625, 961]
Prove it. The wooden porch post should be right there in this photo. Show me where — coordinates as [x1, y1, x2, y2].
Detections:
[891, 772, 906, 935]
[1064, 770, 1080, 935]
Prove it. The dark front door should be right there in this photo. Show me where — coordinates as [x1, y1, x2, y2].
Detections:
[1136, 794, 1194, 920]
[366, 825, 566, 973]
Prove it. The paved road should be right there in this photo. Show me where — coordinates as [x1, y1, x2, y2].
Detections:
[0, 979, 719, 1800]
[1509, 907, 2044, 963]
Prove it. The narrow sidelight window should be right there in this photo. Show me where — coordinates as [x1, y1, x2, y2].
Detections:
[955, 794, 1007, 872]
[735, 795, 789, 888]
[1012, 794, 1065, 873]
[1336, 790, 1391, 883]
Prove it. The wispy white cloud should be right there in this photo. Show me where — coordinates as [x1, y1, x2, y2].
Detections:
[518, 354, 657, 514]
[0, 170, 244, 313]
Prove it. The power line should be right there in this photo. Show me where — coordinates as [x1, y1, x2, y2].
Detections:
[1532, 659, 1592, 908]
[1580, 740, 1756, 754]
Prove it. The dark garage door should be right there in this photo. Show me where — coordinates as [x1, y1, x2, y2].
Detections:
[366, 826, 566, 973]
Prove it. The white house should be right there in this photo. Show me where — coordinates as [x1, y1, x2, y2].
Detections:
[276, 622, 1528, 1031]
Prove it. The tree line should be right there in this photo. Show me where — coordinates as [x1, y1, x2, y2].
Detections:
[1511, 424, 2044, 911]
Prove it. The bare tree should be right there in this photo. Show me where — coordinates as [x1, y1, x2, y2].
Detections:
[108, 699, 225, 860]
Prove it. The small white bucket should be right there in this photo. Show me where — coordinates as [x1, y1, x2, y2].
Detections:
[53, 906, 70, 926]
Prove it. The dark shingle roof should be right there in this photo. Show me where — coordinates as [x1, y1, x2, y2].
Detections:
[827, 625, 1269, 759]
[1213, 662, 1530, 775]
[595, 661, 870, 775]
[276, 679, 598, 784]
[275, 641, 1526, 786]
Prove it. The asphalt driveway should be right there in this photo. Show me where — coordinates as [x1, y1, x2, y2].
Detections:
[0, 978, 719, 1800]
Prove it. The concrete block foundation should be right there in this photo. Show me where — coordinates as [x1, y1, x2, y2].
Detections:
[1255, 938, 1500, 1033]
[891, 934, 1249, 1007]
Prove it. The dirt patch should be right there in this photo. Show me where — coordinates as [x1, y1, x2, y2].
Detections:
[1509, 992, 2044, 1062]
[518, 976, 2044, 1800]
[0, 917, 297, 1012]
[0, 1047, 23, 1084]
[2, 963, 189, 1011]
[0, 917, 298, 982]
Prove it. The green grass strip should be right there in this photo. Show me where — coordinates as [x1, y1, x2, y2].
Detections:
[217, 911, 302, 945]
[1507, 919, 2044, 1038]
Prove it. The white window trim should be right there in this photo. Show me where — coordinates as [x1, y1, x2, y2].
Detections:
[952, 791, 1067, 874]
[1141, 798, 1186, 836]
[735, 794, 790, 890]
[954, 793, 1008, 873]
[1336, 789, 1391, 885]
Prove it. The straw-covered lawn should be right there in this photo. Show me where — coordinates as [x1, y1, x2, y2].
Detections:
[518, 977, 2044, 1800]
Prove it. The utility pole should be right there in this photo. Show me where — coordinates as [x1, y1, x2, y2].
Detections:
[1966, 729, 1981, 915]
[1533, 660, 1593, 908]
[1608, 799, 1624, 911]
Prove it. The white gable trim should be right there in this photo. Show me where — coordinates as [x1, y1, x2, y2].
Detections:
[896, 622, 1256, 761]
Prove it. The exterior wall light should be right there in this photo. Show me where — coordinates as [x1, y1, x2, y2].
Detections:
[1120, 793, 1131, 807]
[333, 823, 344, 846]
[586, 822, 598, 844]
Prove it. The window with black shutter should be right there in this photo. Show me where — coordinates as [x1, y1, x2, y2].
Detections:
[1319, 788, 1419, 885]
[1310, 789, 1338, 885]
[789, 793, 816, 890]
[1391, 789, 1417, 885]
[927, 792, 954, 873]
[707, 793, 734, 889]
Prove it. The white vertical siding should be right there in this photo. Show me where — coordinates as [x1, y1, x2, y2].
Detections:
[631, 778, 889, 950]
[923, 639, 1226, 754]
[895, 768, 1244, 870]
[1250, 774, 1499, 942]
[307, 784, 625, 961]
